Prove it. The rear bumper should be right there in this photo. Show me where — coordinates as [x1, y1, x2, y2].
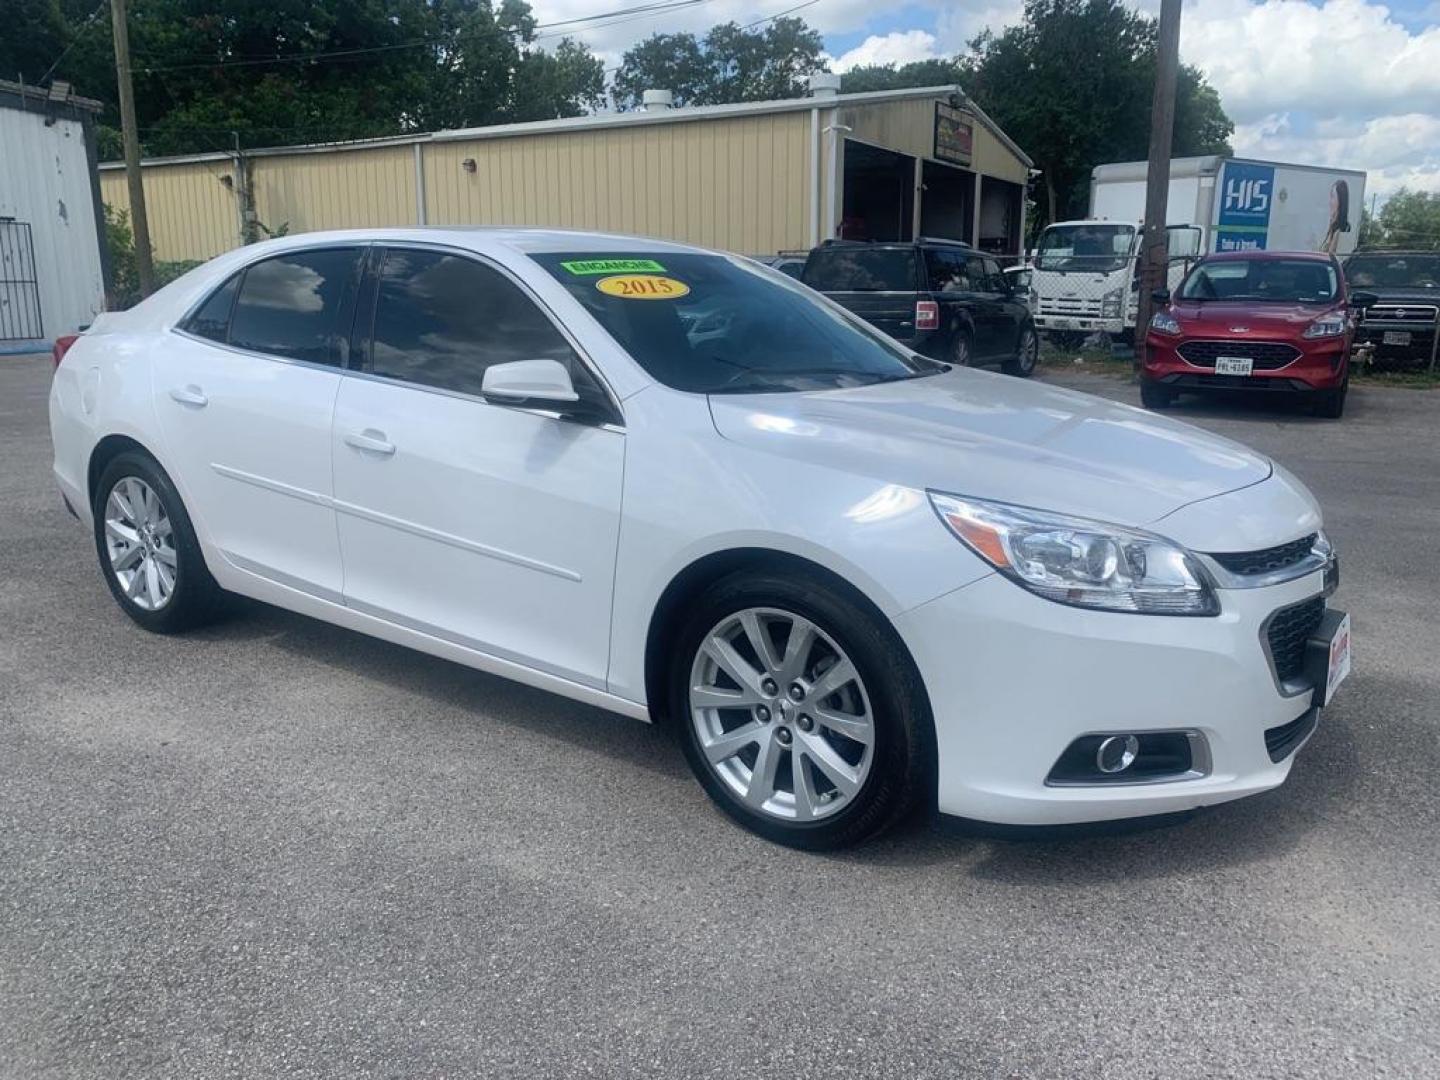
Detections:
[1142, 333, 1347, 392]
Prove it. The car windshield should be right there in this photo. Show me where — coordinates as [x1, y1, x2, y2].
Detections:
[1179, 259, 1338, 303]
[531, 252, 942, 395]
[1036, 225, 1135, 273]
[1344, 254, 1440, 290]
[801, 247, 919, 291]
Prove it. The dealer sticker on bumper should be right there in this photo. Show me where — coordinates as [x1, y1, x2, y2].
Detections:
[1322, 613, 1352, 706]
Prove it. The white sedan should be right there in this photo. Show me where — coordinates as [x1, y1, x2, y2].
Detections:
[49, 229, 1350, 849]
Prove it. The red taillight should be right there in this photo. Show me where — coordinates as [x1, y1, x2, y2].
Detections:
[915, 300, 940, 331]
[52, 334, 79, 368]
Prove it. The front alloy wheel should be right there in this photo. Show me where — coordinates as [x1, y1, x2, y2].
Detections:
[670, 571, 932, 849]
[689, 608, 875, 823]
[1004, 325, 1039, 377]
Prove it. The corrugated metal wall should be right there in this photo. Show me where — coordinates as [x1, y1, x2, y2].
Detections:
[96, 98, 1029, 265]
[252, 145, 416, 235]
[0, 106, 104, 336]
[99, 159, 239, 262]
[426, 113, 810, 254]
[843, 98, 1031, 186]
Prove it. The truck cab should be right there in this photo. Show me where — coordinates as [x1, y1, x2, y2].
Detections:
[1031, 221, 1203, 347]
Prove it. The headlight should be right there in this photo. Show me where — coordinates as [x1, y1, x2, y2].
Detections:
[929, 493, 1219, 615]
[1303, 313, 1346, 338]
[1149, 310, 1181, 336]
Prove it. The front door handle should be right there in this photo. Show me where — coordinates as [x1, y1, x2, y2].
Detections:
[344, 429, 396, 456]
[169, 384, 208, 408]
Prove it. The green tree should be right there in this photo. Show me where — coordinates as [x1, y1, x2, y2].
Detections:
[3, 0, 604, 155]
[839, 59, 962, 93]
[957, 0, 1232, 229]
[612, 17, 826, 109]
[1372, 188, 1440, 250]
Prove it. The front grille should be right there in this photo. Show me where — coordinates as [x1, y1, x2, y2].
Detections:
[1211, 534, 1317, 576]
[1162, 373, 1308, 392]
[1367, 304, 1437, 325]
[1039, 298, 1103, 318]
[1265, 709, 1318, 763]
[1266, 596, 1325, 683]
[1177, 340, 1302, 369]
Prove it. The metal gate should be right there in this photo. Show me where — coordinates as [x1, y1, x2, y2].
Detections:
[0, 219, 43, 341]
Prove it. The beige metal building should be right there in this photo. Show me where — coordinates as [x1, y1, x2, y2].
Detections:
[99, 82, 1032, 265]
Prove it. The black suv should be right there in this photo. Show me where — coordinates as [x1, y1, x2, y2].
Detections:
[1343, 251, 1439, 366]
[801, 239, 1039, 376]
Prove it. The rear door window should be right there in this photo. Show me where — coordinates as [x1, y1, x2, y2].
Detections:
[802, 247, 919, 292]
[229, 248, 364, 365]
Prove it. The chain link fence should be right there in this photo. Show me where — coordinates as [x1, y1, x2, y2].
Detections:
[1022, 253, 1200, 355]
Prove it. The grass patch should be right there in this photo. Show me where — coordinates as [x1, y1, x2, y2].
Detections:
[1353, 367, 1440, 389]
[1038, 345, 1136, 378]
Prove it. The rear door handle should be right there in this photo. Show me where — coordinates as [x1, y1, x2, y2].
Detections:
[169, 385, 208, 408]
[344, 429, 396, 456]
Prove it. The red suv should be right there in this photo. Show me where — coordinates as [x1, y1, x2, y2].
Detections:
[1142, 250, 1376, 418]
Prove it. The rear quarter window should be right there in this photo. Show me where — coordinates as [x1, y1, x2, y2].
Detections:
[802, 248, 918, 292]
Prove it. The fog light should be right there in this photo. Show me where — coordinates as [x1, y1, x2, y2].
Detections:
[1096, 734, 1140, 774]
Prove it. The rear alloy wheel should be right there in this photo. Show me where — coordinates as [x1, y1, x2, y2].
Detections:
[671, 572, 931, 849]
[1003, 325, 1039, 377]
[94, 451, 225, 633]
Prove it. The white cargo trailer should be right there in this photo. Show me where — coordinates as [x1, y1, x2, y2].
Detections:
[1032, 156, 1367, 344]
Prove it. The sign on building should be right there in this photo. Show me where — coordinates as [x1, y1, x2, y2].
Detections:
[934, 104, 973, 168]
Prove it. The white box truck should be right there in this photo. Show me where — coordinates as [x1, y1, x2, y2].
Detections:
[1032, 156, 1367, 345]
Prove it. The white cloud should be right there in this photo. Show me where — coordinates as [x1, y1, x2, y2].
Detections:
[1179, 0, 1440, 124]
[830, 30, 942, 72]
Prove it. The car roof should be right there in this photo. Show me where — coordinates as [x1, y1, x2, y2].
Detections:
[217, 226, 720, 261]
[1203, 249, 1335, 263]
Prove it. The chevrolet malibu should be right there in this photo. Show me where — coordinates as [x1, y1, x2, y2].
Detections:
[50, 229, 1350, 849]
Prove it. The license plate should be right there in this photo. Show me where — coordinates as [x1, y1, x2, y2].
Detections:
[1214, 355, 1253, 376]
[1322, 613, 1352, 706]
[1383, 331, 1411, 345]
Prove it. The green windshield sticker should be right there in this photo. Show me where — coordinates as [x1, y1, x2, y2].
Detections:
[561, 258, 666, 276]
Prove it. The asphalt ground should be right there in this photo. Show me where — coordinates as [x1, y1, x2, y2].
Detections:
[2, 352, 1437, 1078]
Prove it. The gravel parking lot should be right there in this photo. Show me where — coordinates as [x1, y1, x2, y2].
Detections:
[2, 352, 1437, 1079]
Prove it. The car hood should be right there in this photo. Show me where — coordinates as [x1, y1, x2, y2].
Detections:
[1169, 300, 1334, 334]
[708, 368, 1272, 529]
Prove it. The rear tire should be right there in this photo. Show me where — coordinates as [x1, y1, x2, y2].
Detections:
[93, 451, 226, 633]
[950, 329, 974, 368]
[668, 570, 932, 850]
[1140, 381, 1174, 410]
[1003, 325, 1039, 378]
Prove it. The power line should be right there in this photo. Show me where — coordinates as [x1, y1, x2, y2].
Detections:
[37, 0, 108, 85]
[134, 0, 721, 74]
[602, 0, 822, 73]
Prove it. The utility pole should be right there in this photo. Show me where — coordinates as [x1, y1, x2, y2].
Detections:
[1133, 0, 1182, 360]
[110, 0, 154, 298]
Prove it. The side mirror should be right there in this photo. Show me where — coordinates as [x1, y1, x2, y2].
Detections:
[1349, 290, 1379, 310]
[481, 359, 579, 406]
[1151, 288, 1171, 305]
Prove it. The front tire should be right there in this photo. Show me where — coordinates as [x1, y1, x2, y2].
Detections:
[93, 451, 225, 633]
[669, 571, 932, 850]
[1003, 324, 1039, 377]
[1315, 377, 1348, 419]
[1140, 381, 1174, 409]
[950, 329, 974, 367]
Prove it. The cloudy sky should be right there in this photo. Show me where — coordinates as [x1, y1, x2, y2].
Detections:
[532, 0, 1438, 201]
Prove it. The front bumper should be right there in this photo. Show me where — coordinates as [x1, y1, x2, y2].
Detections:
[1143, 333, 1347, 392]
[895, 567, 1336, 825]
